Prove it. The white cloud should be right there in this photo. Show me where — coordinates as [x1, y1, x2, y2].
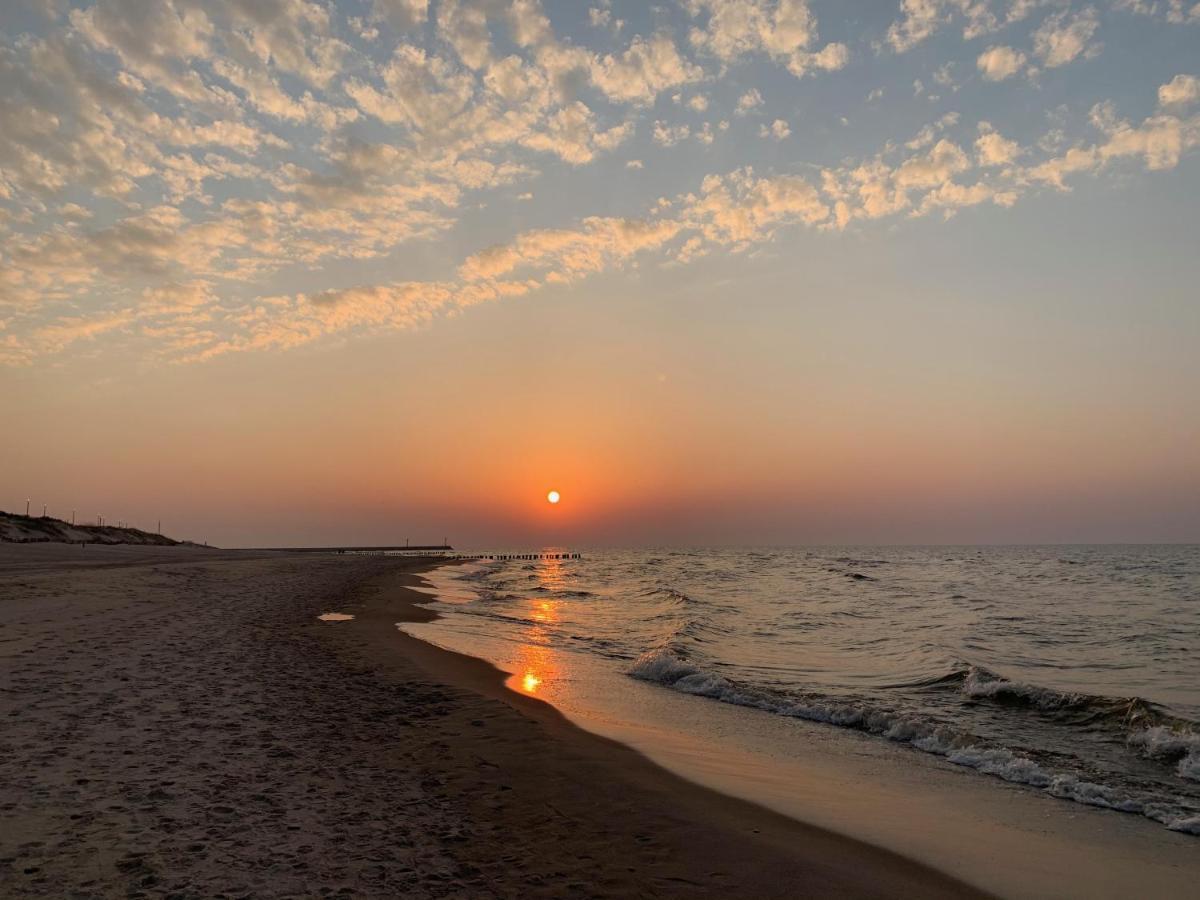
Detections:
[735, 88, 764, 115]
[522, 103, 633, 164]
[459, 216, 683, 282]
[372, 0, 429, 30]
[345, 45, 475, 131]
[588, 32, 704, 104]
[975, 124, 1021, 166]
[887, 0, 1047, 52]
[1033, 7, 1102, 68]
[2, 0, 1199, 366]
[977, 45, 1027, 81]
[760, 119, 791, 140]
[1027, 103, 1200, 186]
[933, 62, 957, 89]
[653, 120, 691, 147]
[1159, 74, 1200, 108]
[886, 0, 948, 52]
[1115, 0, 1200, 25]
[437, 0, 493, 70]
[684, 0, 847, 78]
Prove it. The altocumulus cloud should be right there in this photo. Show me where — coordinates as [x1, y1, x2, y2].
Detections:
[0, 0, 1198, 366]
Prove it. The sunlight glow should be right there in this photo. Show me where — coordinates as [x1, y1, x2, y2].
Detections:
[547, 490, 560, 504]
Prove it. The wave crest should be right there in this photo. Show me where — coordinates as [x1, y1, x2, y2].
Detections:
[628, 648, 1200, 834]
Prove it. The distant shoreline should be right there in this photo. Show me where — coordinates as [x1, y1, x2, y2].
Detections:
[0, 509, 181, 546]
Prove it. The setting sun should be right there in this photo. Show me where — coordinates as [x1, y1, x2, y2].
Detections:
[547, 490, 560, 504]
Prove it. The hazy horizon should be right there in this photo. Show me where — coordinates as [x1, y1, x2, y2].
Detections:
[3, 1, 1198, 547]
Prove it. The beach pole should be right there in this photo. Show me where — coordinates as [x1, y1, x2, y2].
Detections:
[25, 499, 30, 516]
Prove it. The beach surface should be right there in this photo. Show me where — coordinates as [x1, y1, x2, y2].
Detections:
[0, 545, 981, 898]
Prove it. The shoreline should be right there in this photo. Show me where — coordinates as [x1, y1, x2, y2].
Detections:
[3, 545, 1195, 897]
[0, 546, 979, 898]
[320, 560, 986, 898]
[392, 560, 1200, 899]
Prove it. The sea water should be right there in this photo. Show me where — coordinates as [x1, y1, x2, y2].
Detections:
[405, 546, 1200, 834]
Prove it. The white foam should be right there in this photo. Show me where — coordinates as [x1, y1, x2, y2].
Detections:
[1128, 725, 1200, 783]
[628, 647, 701, 683]
[1128, 724, 1200, 758]
[961, 668, 1081, 710]
[1177, 753, 1200, 782]
[628, 646, 1199, 835]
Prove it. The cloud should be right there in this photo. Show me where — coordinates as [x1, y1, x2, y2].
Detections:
[437, 0, 493, 70]
[886, 0, 948, 52]
[684, 0, 847, 78]
[760, 119, 791, 140]
[345, 45, 475, 131]
[521, 103, 633, 164]
[977, 45, 1027, 81]
[1026, 97, 1200, 186]
[686, 167, 829, 243]
[653, 120, 691, 147]
[975, 124, 1021, 166]
[1033, 7, 1102, 68]
[735, 88, 764, 115]
[372, 0, 429, 30]
[886, 0, 1047, 52]
[460, 216, 683, 282]
[31, 308, 135, 354]
[3, 0, 1199, 367]
[1114, 0, 1200, 25]
[1159, 73, 1200, 107]
[588, 32, 703, 104]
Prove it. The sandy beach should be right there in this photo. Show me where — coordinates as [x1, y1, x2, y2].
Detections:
[0, 545, 983, 898]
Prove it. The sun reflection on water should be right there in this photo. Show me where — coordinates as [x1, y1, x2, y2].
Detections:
[510, 553, 567, 696]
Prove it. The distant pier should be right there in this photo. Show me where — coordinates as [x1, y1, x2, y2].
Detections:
[264, 545, 580, 560]
[447, 552, 581, 560]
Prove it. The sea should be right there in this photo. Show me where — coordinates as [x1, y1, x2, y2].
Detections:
[404, 546, 1200, 835]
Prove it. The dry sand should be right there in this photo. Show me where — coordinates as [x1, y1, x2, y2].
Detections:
[0, 545, 983, 898]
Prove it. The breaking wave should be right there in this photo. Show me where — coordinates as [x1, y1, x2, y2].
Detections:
[629, 646, 1200, 834]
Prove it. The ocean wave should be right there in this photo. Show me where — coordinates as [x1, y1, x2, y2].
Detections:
[824, 567, 878, 581]
[1128, 725, 1200, 782]
[959, 667, 1200, 781]
[961, 667, 1088, 710]
[628, 647, 1200, 834]
[641, 586, 698, 606]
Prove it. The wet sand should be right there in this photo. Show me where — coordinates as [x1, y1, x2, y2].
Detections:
[0, 546, 980, 898]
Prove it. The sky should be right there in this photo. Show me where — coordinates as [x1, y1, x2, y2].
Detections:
[1, 0, 1198, 547]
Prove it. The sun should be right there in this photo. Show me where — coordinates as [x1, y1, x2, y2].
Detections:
[546, 490, 561, 504]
